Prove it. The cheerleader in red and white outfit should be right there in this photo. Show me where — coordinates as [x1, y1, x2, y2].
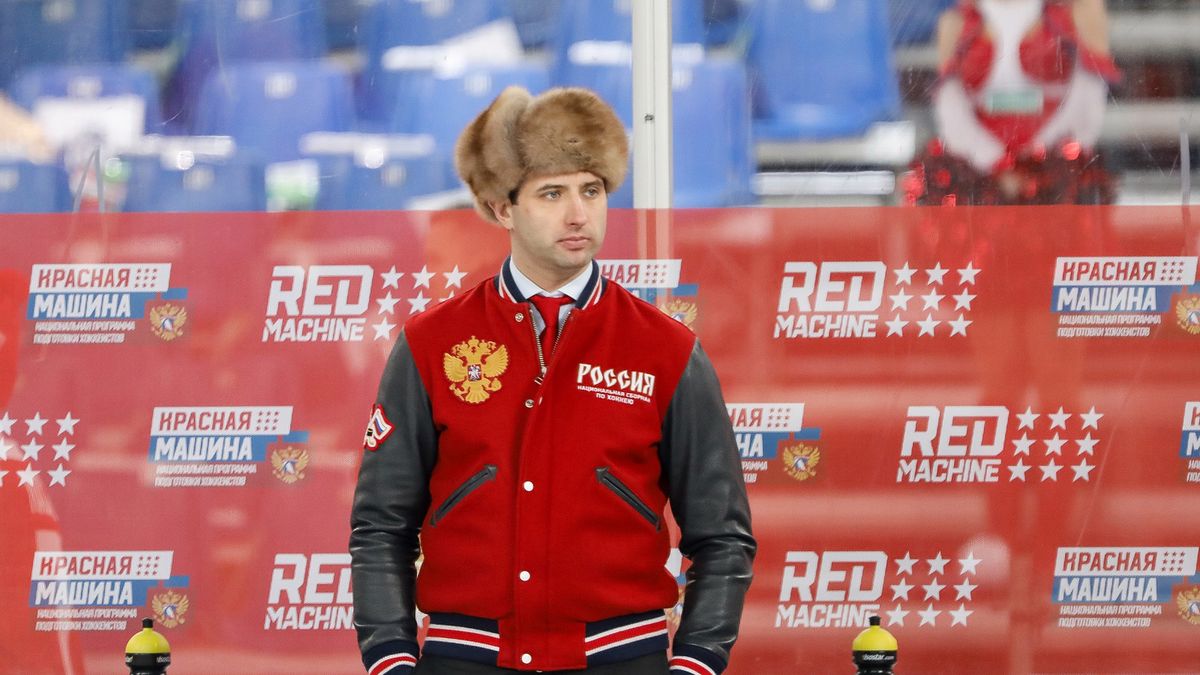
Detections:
[906, 0, 1121, 205]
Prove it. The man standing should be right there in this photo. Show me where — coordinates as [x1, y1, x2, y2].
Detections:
[350, 86, 755, 675]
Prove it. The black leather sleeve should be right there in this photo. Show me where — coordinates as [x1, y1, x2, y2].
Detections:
[349, 332, 438, 666]
[660, 340, 756, 670]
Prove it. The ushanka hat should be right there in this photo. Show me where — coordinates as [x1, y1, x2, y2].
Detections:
[454, 86, 628, 222]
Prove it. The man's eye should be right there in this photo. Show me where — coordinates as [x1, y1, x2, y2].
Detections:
[542, 191, 560, 199]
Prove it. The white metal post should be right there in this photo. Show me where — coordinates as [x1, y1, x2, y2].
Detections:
[631, 0, 673, 209]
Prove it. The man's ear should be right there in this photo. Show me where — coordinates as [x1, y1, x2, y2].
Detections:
[490, 200, 514, 230]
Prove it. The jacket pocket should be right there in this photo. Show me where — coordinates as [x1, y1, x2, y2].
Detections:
[595, 467, 661, 530]
[430, 464, 497, 527]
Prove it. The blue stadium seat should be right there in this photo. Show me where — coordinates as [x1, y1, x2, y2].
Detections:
[673, 57, 755, 207]
[130, 0, 180, 50]
[396, 64, 550, 186]
[559, 58, 753, 207]
[121, 153, 267, 212]
[314, 153, 449, 210]
[9, 65, 164, 134]
[551, 0, 705, 84]
[747, 0, 901, 140]
[323, 0, 362, 50]
[510, 0, 560, 50]
[0, 0, 131, 91]
[357, 0, 514, 124]
[192, 61, 355, 162]
[163, 0, 328, 133]
[890, 0, 955, 45]
[0, 161, 72, 213]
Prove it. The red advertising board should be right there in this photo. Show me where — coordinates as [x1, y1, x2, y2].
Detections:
[0, 206, 1197, 673]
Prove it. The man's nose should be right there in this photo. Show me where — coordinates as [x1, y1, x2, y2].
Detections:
[565, 192, 589, 226]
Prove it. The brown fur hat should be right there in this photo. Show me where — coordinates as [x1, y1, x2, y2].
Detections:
[455, 86, 628, 222]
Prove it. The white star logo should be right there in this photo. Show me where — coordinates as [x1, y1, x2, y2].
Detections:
[443, 265, 467, 289]
[926, 553, 950, 575]
[17, 464, 39, 486]
[372, 318, 395, 341]
[885, 316, 908, 336]
[380, 266, 403, 289]
[889, 289, 913, 310]
[893, 263, 917, 285]
[21, 440, 44, 461]
[948, 314, 972, 336]
[1075, 434, 1098, 455]
[923, 579, 946, 600]
[891, 580, 914, 600]
[25, 413, 48, 436]
[1040, 460, 1063, 482]
[952, 290, 976, 310]
[55, 412, 79, 436]
[949, 604, 973, 627]
[918, 604, 941, 626]
[1016, 407, 1040, 430]
[0, 412, 16, 435]
[1048, 407, 1071, 429]
[1012, 434, 1035, 456]
[957, 262, 981, 285]
[885, 604, 910, 627]
[375, 293, 400, 315]
[1079, 406, 1103, 429]
[412, 265, 435, 289]
[954, 580, 978, 600]
[921, 290, 944, 310]
[917, 315, 939, 336]
[894, 552, 918, 576]
[1008, 459, 1031, 481]
[1072, 460, 1095, 482]
[1044, 434, 1067, 456]
[408, 292, 430, 314]
[52, 440, 75, 461]
[958, 552, 981, 575]
[925, 263, 948, 285]
[47, 464, 71, 487]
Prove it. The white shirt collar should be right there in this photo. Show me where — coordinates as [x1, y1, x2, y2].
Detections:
[507, 259, 593, 302]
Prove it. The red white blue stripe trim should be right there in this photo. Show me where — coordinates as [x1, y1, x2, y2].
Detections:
[425, 623, 501, 652]
[669, 644, 726, 675]
[584, 614, 668, 656]
[670, 655, 717, 675]
[368, 652, 417, 675]
[496, 258, 605, 309]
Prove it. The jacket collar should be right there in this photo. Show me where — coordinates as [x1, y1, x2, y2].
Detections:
[495, 257, 606, 310]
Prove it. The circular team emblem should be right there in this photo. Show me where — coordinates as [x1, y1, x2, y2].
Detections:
[781, 442, 820, 482]
[148, 303, 188, 341]
[1178, 586, 1200, 625]
[660, 299, 698, 330]
[1175, 294, 1200, 335]
[152, 590, 189, 628]
[443, 336, 509, 404]
[271, 446, 309, 484]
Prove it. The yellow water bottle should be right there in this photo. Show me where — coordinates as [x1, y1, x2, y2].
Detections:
[852, 615, 897, 674]
[125, 617, 171, 674]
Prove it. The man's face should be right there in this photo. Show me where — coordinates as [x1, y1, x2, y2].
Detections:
[493, 171, 608, 288]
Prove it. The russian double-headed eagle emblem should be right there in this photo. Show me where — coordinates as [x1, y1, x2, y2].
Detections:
[1178, 586, 1200, 625]
[660, 299, 698, 330]
[1175, 294, 1200, 335]
[271, 446, 309, 484]
[152, 590, 189, 628]
[781, 442, 821, 482]
[148, 303, 188, 341]
[443, 336, 508, 404]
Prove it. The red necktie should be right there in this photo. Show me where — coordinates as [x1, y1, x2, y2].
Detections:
[529, 295, 574, 357]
